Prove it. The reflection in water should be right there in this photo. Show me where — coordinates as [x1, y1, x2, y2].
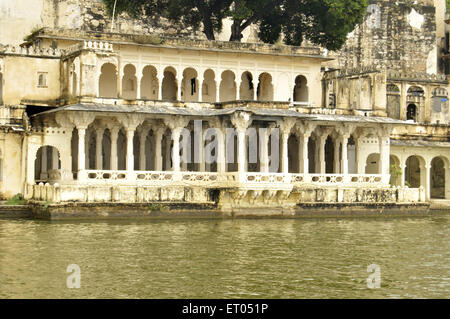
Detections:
[0, 214, 449, 298]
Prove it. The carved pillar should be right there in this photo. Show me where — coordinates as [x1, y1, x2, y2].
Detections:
[126, 128, 135, 172]
[231, 112, 253, 174]
[425, 163, 431, 201]
[139, 129, 147, 171]
[400, 163, 406, 187]
[295, 123, 315, 175]
[158, 76, 163, 100]
[236, 79, 242, 100]
[77, 128, 87, 181]
[95, 128, 104, 170]
[279, 118, 296, 174]
[52, 147, 59, 170]
[177, 77, 182, 101]
[110, 127, 119, 171]
[318, 135, 327, 174]
[334, 139, 341, 174]
[136, 73, 143, 100]
[216, 79, 220, 103]
[154, 126, 164, 171]
[165, 117, 190, 172]
[259, 128, 270, 173]
[253, 78, 258, 101]
[198, 75, 204, 102]
[70, 113, 95, 181]
[341, 134, 350, 175]
[40, 146, 48, 179]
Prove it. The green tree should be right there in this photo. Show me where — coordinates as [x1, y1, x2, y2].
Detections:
[102, 0, 368, 50]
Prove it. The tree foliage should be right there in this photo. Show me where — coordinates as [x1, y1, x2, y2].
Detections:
[102, 0, 368, 50]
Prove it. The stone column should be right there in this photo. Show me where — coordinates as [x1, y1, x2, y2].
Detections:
[378, 134, 390, 176]
[216, 80, 220, 103]
[341, 135, 349, 175]
[334, 139, 341, 174]
[445, 166, 450, 199]
[40, 146, 48, 179]
[177, 77, 182, 101]
[236, 79, 242, 100]
[158, 76, 163, 100]
[52, 147, 59, 170]
[77, 128, 87, 181]
[136, 74, 142, 100]
[259, 128, 269, 173]
[400, 163, 406, 187]
[295, 123, 315, 175]
[281, 132, 290, 174]
[117, 64, 123, 99]
[126, 129, 135, 172]
[139, 129, 147, 171]
[110, 127, 119, 170]
[85, 130, 91, 169]
[164, 117, 190, 172]
[425, 163, 431, 201]
[231, 112, 252, 174]
[95, 128, 104, 170]
[154, 127, 164, 171]
[253, 78, 258, 101]
[217, 128, 226, 173]
[171, 128, 182, 172]
[278, 118, 296, 174]
[198, 75, 204, 102]
[318, 136, 327, 174]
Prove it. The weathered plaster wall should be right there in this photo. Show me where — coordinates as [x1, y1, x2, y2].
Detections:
[334, 0, 440, 74]
[1, 56, 61, 105]
[0, 132, 23, 199]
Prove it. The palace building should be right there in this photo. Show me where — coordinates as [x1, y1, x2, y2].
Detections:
[0, 0, 448, 216]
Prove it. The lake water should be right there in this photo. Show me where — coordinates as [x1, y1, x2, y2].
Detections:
[0, 213, 449, 299]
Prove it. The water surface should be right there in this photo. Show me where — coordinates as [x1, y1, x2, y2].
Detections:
[0, 214, 449, 298]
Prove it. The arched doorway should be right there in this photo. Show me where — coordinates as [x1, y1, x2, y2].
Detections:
[405, 156, 424, 188]
[389, 155, 401, 186]
[35, 146, 61, 182]
[365, 153, 380, 174]
[431, 157, 446, 199]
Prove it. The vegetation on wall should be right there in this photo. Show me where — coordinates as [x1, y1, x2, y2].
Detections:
[102, 0, 368, 51]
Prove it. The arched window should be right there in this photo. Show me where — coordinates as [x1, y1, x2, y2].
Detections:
[99, 63, 117, 98]
[141, 65, 158, 100]
[219, 70, 236, 102]
[407, 104, 417, 122]
[293, 75, 308, 103]
[34, 146, 61, 182]
[162, 67, 178, 101]
[407, 86, 424, 97]
[122, 64, 137, 100]
[257, 73, 274, 101]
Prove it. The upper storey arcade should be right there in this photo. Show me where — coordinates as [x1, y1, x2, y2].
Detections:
[0, 29, 330, 110]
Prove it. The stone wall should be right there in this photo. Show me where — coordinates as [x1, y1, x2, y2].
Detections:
[331, 0, 440, 74]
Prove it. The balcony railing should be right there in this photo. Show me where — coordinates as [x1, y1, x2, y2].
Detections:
[62, 170, 390, 188]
